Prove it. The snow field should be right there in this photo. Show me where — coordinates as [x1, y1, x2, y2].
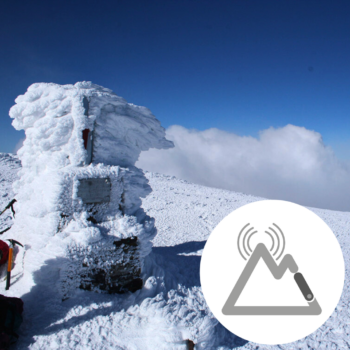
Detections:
[0, 156, 348, 348]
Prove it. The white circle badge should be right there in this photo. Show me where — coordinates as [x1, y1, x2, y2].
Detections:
[200, 200, 344, 345]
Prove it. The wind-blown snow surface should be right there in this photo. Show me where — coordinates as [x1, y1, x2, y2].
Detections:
[0, 153, 349, 349]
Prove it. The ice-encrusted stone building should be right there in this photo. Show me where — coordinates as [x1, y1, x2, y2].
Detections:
[9, 81, 173, 297]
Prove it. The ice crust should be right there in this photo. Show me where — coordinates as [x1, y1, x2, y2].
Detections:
[10, 81, 173, 172]
[7, 82, 174, 298]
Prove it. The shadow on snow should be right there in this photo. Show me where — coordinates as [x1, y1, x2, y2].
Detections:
[16, 240, 247, 349]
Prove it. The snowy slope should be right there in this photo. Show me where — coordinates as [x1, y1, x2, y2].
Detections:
[144, 172, 350, 350]
[0, 153, 21, 232]
[0, 153, 349, 350]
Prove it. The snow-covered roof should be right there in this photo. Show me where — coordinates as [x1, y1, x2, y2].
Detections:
[9, 81, 174, 171]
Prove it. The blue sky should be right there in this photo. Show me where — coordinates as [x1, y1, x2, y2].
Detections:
[1, 0, 350, 159]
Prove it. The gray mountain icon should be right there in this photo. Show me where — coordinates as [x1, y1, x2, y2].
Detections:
[222, 243, 322, 315]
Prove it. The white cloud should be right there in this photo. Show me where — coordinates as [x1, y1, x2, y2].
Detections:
[137, 124, 350, 211]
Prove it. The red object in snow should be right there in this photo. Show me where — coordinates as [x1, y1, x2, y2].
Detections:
[82, 129, 90, 149]
[0, 240, 9, 265]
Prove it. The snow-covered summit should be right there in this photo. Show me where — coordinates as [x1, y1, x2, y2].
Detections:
[3, 82, 349, 349]
[0, 155, 349, 349]
[9, 81, 174, 171]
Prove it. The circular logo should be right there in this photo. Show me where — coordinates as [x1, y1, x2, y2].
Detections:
[200, 200, 344, 345]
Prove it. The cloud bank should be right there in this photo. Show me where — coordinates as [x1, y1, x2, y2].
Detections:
[137, 124, 350, 211]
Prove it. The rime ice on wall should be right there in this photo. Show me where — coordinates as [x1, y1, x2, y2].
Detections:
[10, 81, 173, 171]
[9, 82, 174, 296]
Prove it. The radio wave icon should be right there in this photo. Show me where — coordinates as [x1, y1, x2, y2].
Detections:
[238, 223, 285, 261]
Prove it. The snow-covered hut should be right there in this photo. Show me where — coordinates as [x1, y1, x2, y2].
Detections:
[9, 81, 173, 297]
